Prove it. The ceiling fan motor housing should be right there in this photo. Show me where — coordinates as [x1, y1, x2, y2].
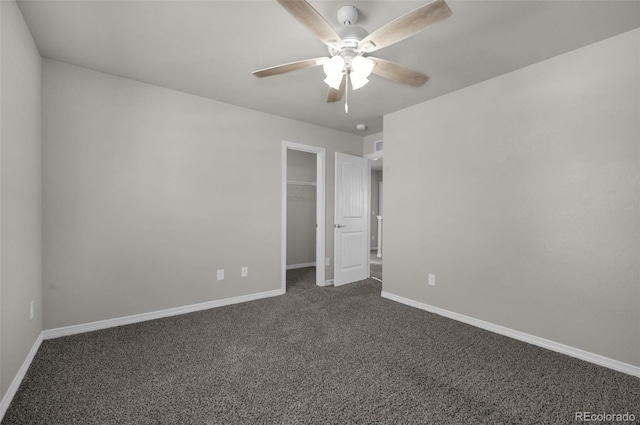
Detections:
[331, 5, 369, 53]
[336, 24, 368, 44]
[330, 23, 369, 57]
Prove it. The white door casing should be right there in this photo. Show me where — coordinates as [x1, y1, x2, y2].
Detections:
[282, 141, 326, 292]
[334, 153, 370, 286]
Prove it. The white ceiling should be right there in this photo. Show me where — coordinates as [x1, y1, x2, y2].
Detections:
[18, 0, 640, 136]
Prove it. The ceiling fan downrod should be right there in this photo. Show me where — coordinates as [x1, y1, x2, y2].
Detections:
[345, 73, 349, 113]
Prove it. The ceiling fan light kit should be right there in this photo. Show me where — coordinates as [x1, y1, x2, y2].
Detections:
[323, 56, 345, 90]
[350, 55, 375, 89]
[253, 0, 452, 113]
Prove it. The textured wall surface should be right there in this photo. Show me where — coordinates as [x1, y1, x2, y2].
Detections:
[42, 60, 362, 329]
[286, 150, 316, 266]
[384, 29, 639, 366]
[364, 132, 383, 155]
[0, 0, 42, 397]
[370, 170, 382, 250]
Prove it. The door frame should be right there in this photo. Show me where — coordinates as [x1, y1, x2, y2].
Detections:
[282, 141, 326, 292]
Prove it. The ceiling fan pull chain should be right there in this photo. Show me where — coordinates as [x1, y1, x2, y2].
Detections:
[345, 72, 349, 114]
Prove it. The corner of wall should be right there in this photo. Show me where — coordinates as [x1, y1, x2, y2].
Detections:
[363, 131, 384, 155]
[0, 0, 44, 409]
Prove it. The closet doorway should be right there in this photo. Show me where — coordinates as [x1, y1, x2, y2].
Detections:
[281, 142, 326, 292]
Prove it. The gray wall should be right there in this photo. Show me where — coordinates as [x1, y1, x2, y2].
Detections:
[364, 132, 383, 155]
[370, 170, 382, 250]
[0, 0, 42, 397]
[42, 59, 362, 329]
[286, 150, 316, 267]
[384, 29, 639, 366]
[365, 132, 384, 250]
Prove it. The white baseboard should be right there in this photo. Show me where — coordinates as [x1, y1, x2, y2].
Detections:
[0, 333, 43, 421]
[43, 288, 285, 340]
[286, 262, 316, 270]
[381, 291, 640, 378]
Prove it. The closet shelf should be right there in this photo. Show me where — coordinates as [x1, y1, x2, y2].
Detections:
[287, 180, 317, 187]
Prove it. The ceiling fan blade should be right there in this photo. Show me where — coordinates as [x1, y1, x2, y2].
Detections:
[278, 0, 343, 49]
[370, 57, 429, 87]
[253, 57, 328, 78]
[327, 74, 346, 103]
[358, 0, 452, 53]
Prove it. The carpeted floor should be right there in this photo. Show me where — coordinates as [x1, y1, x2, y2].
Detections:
[3, 271, 639, 424]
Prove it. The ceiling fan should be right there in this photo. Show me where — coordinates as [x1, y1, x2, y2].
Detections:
[253, 0, 452, 112]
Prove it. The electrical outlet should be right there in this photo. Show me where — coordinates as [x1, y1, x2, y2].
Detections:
[428, 274, 436, 286]
[30, 301, 34, 320]
[217, 269, 224, 281]
[241, 266, 248, 277]
[325, 257, 330, 266]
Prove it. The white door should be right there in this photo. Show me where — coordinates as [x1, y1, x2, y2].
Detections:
[334, 153, 370, 286]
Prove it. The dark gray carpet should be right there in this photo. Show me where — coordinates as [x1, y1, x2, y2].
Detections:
[3, 271, 639, 424]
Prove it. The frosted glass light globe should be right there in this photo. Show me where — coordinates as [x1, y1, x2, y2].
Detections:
[351, 56, 375, 78]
